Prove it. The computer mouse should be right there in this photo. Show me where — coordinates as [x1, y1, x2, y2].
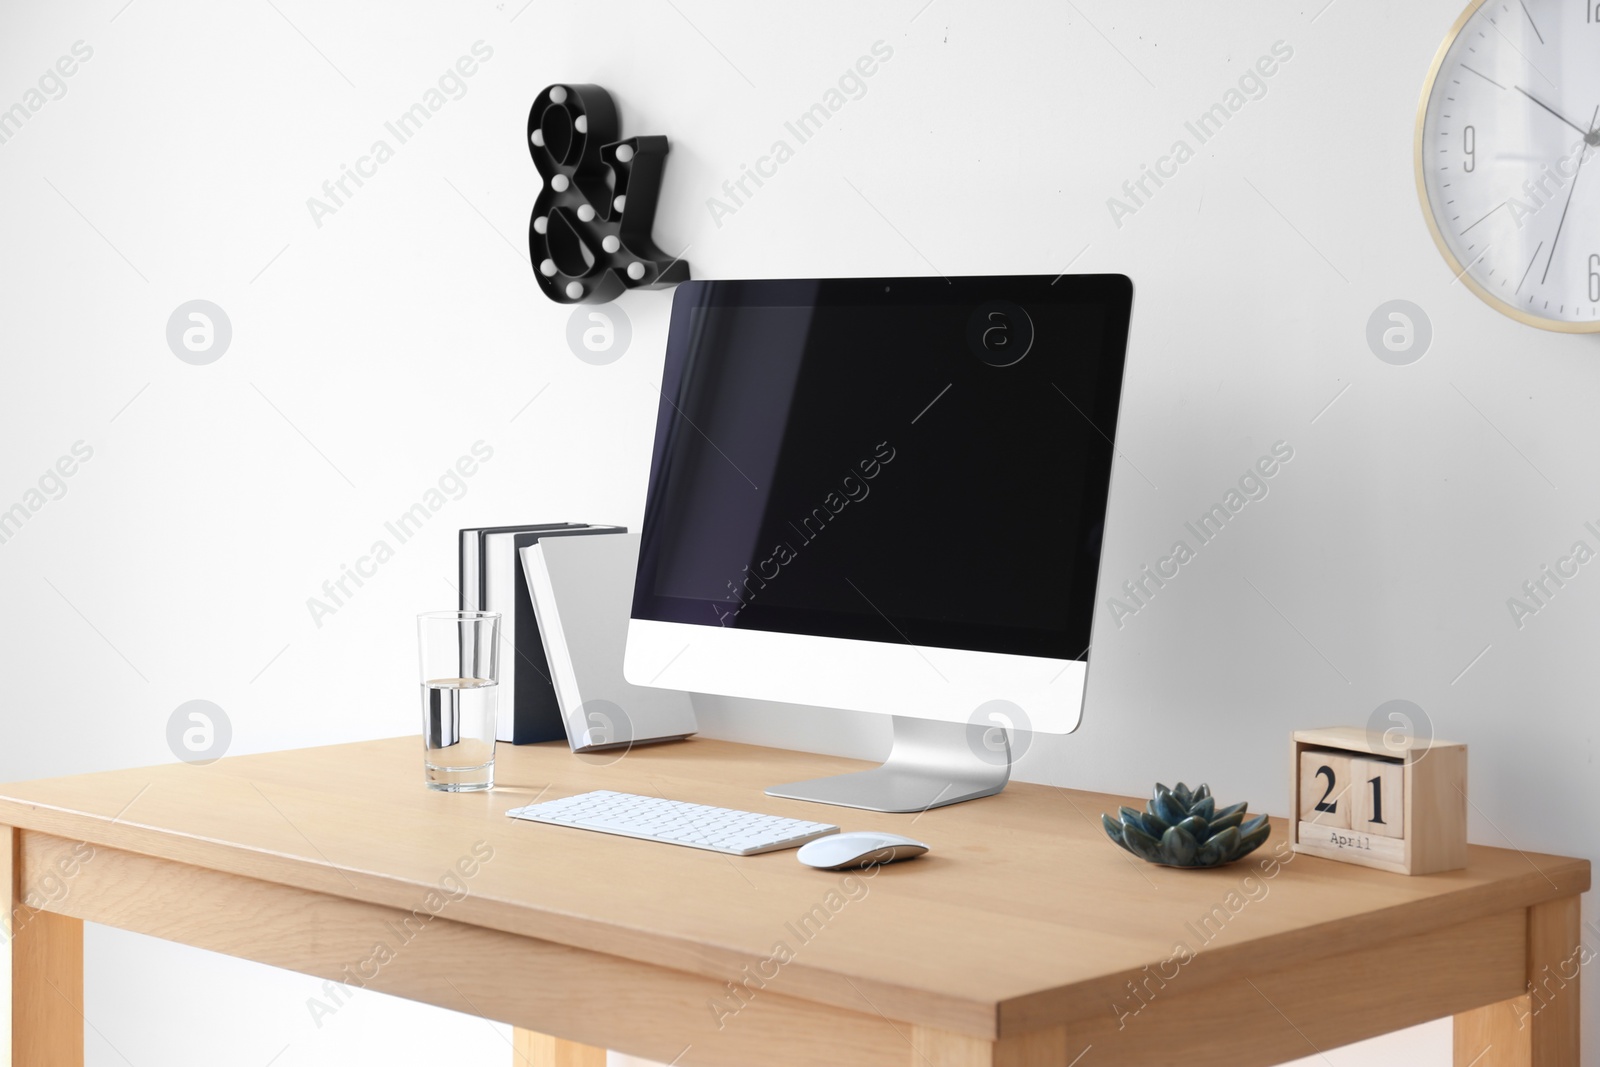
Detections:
[796, 831, 929, 870]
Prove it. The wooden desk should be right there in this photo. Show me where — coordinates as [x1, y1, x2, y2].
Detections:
[0, 737, 1587, 1066]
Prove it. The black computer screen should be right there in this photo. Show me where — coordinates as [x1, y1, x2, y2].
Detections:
[632, 275, 1133, 660]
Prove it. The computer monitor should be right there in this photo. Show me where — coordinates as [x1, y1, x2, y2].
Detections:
[624, 275, 1135, 812]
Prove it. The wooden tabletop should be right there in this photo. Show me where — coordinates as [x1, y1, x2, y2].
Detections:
[0, 736, 1588, 1041]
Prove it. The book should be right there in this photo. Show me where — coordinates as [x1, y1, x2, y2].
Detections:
[458, 523, 625, 742]
[520, 532, 697, 752]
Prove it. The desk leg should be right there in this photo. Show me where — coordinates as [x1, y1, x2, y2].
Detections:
[3, 826, 84, 1067]
[910, 1025, 1070, 1066]
[512, 1027, 606, 1067]
[1453, 897, 1580, 1067]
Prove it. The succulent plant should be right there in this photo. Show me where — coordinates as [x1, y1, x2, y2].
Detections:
[1101, 782, 1270, 869]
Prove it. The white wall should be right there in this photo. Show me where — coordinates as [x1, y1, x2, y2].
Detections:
[0, 1, 1593, 1064]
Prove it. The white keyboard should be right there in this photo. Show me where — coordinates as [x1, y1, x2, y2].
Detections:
[506, 790, 839, 856]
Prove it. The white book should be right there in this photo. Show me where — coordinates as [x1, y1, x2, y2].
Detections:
[459, 529, 481, 611]
[482, 531, 520, 741]
[520, 533, 698, 751]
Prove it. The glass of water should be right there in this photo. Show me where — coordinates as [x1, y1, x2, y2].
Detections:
[417, 610, 500, 791]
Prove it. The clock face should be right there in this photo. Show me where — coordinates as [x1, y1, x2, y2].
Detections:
[1418, 0, 1600, 332]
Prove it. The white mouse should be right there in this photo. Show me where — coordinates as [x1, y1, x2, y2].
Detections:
[796, 831, 929, 870]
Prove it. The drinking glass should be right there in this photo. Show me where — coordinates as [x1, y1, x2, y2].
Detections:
[417, 611, 500, 791]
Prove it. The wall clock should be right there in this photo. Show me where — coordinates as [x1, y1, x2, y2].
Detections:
[1416, 0, 1600, 332]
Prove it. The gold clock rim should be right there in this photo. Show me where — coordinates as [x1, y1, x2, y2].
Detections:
[1413, 0, 1600, 333]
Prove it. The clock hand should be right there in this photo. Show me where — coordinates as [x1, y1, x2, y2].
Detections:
[1515, 86, 1600, 144]
[1540, 104, 1600, 286]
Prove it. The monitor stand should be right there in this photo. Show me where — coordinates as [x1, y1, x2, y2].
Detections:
[765, 716, 1010, 813]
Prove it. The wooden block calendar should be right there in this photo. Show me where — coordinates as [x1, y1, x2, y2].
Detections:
[1291, 726, 1467, 875]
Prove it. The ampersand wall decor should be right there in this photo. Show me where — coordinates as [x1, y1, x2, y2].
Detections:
[527, 83, 690, 304]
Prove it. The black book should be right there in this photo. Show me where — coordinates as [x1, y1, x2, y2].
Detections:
[459, 523, 626, 743]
